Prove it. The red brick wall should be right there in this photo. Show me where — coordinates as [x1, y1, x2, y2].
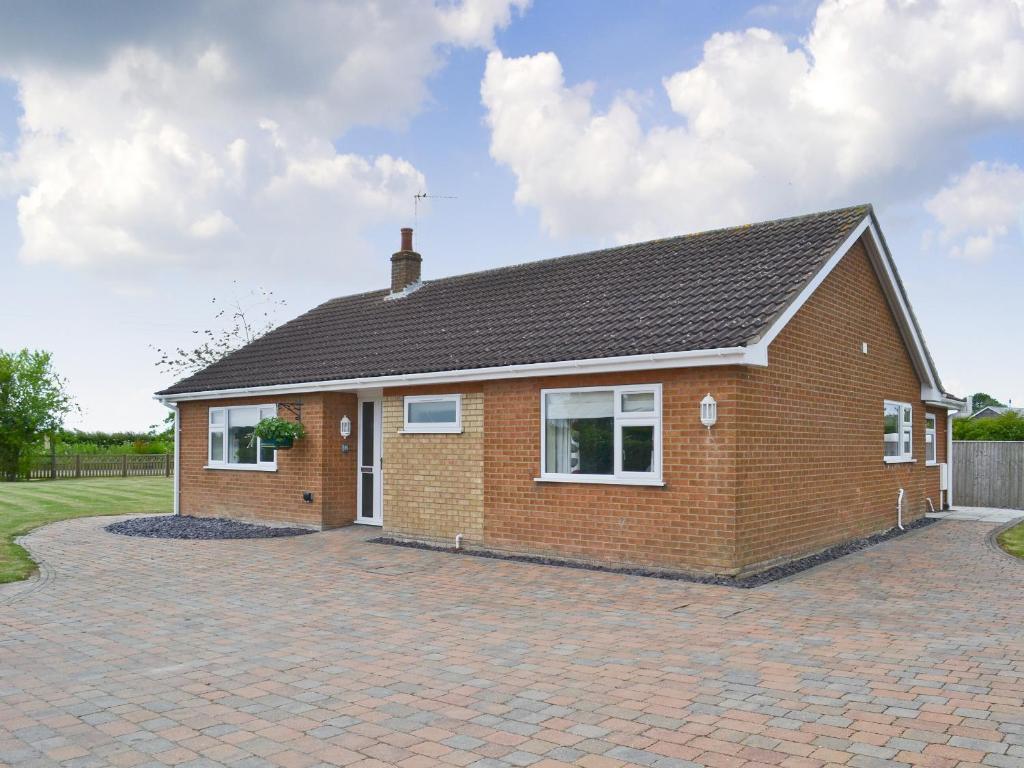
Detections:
[480, 368, 742, 573]
[735, 241, 945, 568]
[178, 392, 357, 528]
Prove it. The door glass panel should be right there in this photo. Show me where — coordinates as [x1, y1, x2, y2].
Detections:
[361, 402, 374, 466]
[361, 471, 374, 518]
[621, 424, 654, 472]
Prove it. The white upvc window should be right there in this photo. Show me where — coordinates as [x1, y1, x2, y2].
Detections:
[884, 400, 914, 462]
[539, 384, 662, 485]
[925, 413, 937, 465]
[207, 404, 277, 470]
[403, 394, 462, 433]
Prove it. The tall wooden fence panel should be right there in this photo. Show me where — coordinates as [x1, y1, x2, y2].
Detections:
[952, 441, 1024, 509]
[22, 454, 172, 481]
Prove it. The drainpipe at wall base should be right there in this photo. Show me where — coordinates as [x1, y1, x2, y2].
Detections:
[947, 409, 956, 509]
[172, 403, 180, 516]
[897, 487, 905, 531]
[455, 533, 463, 550]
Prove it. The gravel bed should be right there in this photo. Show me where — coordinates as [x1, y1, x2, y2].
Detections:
[106, 515, 314, 540]
[372, 517, 937, 588]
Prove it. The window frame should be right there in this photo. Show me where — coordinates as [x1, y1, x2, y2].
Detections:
[883, 400, 914, 463]
[925, 413, 937, 466]
[206, 404, 278, 471]
[537, 383, 663, 486]
[402, 394, 462, 434]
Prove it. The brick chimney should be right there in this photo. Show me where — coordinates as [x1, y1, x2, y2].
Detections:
[390, 227, 422, 294]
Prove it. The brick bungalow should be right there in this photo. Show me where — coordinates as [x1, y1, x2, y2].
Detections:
[156, 205, 963, 576]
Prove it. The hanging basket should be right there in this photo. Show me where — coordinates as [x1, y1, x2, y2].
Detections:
[251, 417, 305, 450]
[260, 435, 295, 449]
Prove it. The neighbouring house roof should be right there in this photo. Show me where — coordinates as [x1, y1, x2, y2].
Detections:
[157, 204, 948, 400]
[970, 405, 1022, 419]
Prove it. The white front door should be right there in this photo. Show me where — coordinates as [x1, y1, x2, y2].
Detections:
[356, 397, 383, 525]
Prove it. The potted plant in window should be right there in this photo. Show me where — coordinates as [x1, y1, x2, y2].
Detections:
[251, 417, 305, 449]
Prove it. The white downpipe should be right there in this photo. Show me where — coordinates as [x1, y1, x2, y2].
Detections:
[454, 533, 463, 550]
[926, 497, 935, 513]
[172, 404, 180, 516]
[947, 410, 956, 508]
[897, 487, 905, 530]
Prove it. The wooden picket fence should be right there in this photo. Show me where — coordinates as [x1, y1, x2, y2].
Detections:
[24, 454, 172, 480]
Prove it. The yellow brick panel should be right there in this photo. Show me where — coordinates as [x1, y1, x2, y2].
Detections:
[381, 392, 484, 545]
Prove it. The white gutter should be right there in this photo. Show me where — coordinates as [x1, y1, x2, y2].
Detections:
[155, 345, 758, 403]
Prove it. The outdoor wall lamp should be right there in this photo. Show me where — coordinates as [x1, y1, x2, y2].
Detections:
[700, 393, 717, 429]
[340, 415, 352, 453]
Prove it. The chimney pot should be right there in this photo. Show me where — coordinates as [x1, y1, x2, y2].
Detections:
[391, 227, 422, 294]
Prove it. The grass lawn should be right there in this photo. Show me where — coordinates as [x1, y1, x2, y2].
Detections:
[0, 477, 172, 584]
[997, 520, 1024, 559]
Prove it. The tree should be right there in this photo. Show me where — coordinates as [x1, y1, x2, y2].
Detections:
[969, 392, 1004, 412]
[0, 349, 77, 480]
[152, 283, 286, 378]
[954, 412, 1024, 441]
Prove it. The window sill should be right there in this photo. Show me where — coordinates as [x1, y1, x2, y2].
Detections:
[204, 464, 277, 472]
[534, 476, 665, 487]
[925, 461, 938, 467]
[883, 457, 916, 464]
[398, 428, 464, 435]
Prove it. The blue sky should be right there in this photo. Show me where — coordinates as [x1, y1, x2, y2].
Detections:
[1, 0, 1022, 430]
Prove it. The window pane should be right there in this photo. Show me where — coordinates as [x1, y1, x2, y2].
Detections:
[925, 433, 936, 463]
[227, 407, 258, 464]
[259, 445, 275, 463]
[902, 428, 912, 455]
[622, 424, 654, 472]
[621, 391, 655, 413]
[210, 431, 224, 462]
[902, 405, 912, 423]
[210, 409, 224, 425]
[883, 403, 901, 457]
[545, 391, 613, 475]
[408, 399, 457, 424]
[259, 406, 276, 420]
[926, 414, 936, 429]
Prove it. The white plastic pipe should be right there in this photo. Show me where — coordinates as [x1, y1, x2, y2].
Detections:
[455, 533, 463, 550]
[926, 497, 935, 513]
[897, 488, 905, 530]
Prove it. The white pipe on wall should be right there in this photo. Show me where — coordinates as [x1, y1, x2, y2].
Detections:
[172, 404, 180, 516]
[897, 487, 905, 530]
[947, 409, 955, 508]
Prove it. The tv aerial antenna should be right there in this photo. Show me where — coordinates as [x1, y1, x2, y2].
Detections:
[414, 191, 457, 226]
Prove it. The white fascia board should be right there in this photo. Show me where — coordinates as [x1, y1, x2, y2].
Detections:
[154, 345, 761, 403]
[747, 214, 941, 393]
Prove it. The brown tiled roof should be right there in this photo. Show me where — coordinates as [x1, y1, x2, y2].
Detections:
[158, 205, 871, 395]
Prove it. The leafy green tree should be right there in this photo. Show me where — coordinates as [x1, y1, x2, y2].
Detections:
[970, 392, 1004, 412]
[0, 349, 77, 480]
[954, 412, 1024, 441]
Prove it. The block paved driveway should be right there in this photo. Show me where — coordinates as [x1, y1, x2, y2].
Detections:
[2, 517, 1023, 768]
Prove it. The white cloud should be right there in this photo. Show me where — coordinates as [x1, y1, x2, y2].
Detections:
[0, 0, 527, 274]
[482, 0, 1024, 243]
[926, 162, 1024, 260]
